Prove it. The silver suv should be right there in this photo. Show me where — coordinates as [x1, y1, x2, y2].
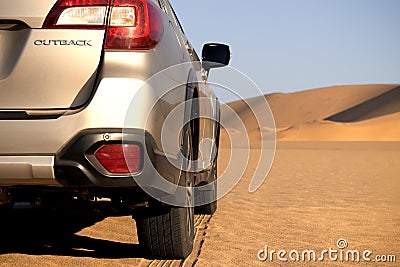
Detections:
[0, 0, 230, 259]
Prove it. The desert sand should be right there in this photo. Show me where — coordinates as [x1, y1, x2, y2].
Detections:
[0, 84, 399, 266]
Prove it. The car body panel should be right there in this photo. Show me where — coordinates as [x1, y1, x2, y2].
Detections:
[0, 29, 105, 109]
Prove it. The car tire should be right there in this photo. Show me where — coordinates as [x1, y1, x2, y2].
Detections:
[135, 108, 195, 259]
[135, 205, 194, 259]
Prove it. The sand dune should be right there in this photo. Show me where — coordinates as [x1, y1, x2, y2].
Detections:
[278, 112, 400, 141]
[221, 84, 400, 141]
[327, 86, 400, 122]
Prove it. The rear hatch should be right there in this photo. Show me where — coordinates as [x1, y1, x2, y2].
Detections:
[0, 0, 107, 111]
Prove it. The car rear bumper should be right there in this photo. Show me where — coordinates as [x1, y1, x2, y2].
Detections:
[0, 128, 180, 194]
[0, 156, 59, 186]
[0, 156, 54, 179]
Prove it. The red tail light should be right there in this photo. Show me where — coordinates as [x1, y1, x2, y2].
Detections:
[43, 0, 164, 50]
[94, 144, 142, 174]
[104, 0, 164, 50]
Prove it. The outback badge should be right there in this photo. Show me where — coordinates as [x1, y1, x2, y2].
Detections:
[34, 40, 92, 46]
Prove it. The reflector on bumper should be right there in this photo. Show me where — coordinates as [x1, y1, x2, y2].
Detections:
[94, 144, 141, 174]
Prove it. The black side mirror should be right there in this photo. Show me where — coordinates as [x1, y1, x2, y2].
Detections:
[202, 43, 231, 72]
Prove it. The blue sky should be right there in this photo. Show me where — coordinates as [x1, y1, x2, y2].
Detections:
[171, 0, 400, 101]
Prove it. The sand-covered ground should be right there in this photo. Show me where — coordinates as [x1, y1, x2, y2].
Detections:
[197, 144, 400, 266]
[0, 84, 399, 266]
